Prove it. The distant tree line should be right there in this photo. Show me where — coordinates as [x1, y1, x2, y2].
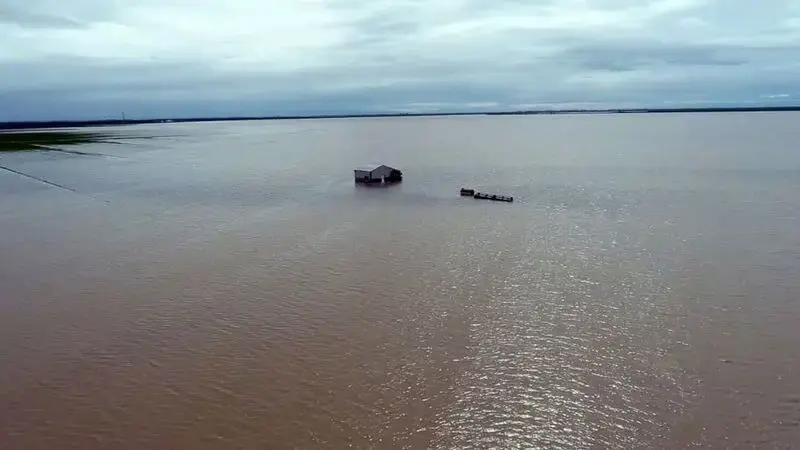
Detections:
[2, 106, 798, 130]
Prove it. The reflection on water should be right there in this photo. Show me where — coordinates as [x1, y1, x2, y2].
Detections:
[1, 114, 800, 448]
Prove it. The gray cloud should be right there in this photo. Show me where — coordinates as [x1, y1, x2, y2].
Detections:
[0, 6, 83, 29]
[1, 0, 799, 120]
[0, 0, 117, 29]
[564, 41, 751, 71]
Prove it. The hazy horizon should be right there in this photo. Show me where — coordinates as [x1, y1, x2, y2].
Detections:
[4, 104, 800, 125]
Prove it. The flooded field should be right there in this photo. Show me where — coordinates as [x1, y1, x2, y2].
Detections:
[1, 113, 799, 448]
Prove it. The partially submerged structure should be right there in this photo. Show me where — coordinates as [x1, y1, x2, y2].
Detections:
[460, 187, 513, 202]
[474, 192, 513, 202]
[354, 165, 403, 184]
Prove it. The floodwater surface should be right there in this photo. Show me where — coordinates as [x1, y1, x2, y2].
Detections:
[1, 113, 799, 449]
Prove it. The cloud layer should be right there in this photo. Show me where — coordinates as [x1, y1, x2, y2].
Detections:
[2, 0, 799, 120]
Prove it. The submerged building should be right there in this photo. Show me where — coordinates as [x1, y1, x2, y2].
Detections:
[354, 165, 403, 184]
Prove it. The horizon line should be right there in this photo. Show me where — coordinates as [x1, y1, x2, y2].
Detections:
[2, 105, 800, 129]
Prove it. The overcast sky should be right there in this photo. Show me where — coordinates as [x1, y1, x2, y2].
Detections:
[2, 0, 799, 120]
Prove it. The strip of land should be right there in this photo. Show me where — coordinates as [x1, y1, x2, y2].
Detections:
[0, 131, 115, 152]
[2, 106, 799, 131]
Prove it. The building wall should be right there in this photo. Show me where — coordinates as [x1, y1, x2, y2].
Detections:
[354, 169, 371, 180]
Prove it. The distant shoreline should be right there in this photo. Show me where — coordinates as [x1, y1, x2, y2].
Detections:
[2, 106, 799, 130]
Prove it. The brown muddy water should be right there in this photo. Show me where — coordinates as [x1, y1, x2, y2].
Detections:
[1, 113, 799, 449]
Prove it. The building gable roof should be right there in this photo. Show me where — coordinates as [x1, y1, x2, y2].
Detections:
[355, 164, 396, 173]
